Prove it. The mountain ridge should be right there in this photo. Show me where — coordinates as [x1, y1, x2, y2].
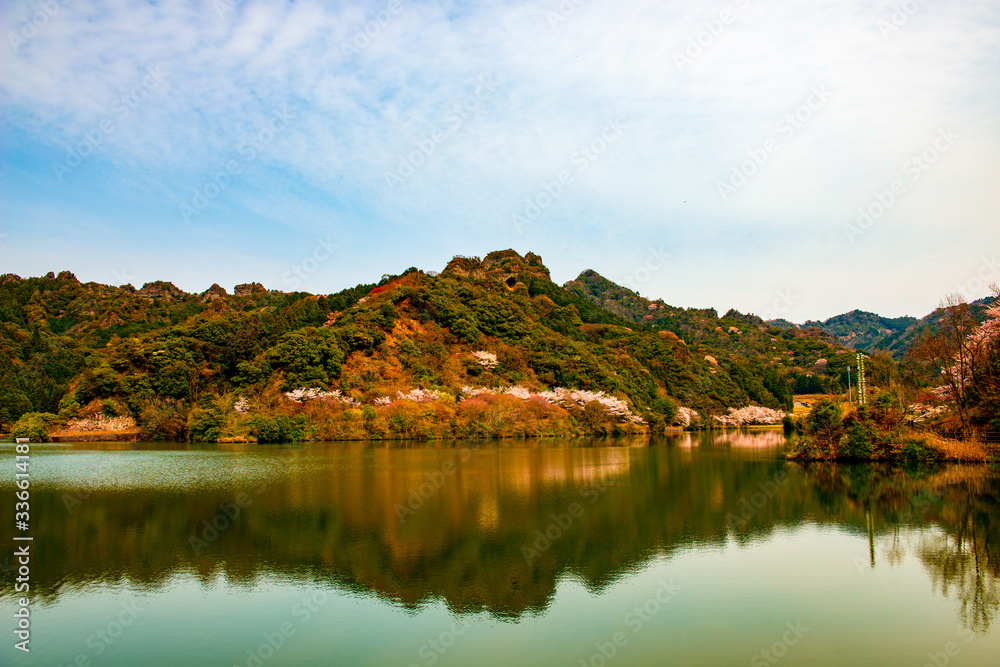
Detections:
[767, 298, 994, 357]
[564, 269, 994, 360]
[5, 250, 846, 440]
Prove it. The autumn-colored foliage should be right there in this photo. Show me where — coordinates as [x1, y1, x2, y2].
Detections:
[1, 251, 873, 441]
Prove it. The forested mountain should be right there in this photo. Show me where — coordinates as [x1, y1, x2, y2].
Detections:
[1, 251, 868, 440]
[768, 297, 993, 358]
[800, 310, 917, 351]
[565, 269, 856, 396]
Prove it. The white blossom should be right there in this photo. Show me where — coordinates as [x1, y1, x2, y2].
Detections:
[712, 406, 787, 426]
[460, 385, 493, 398]
[929, 386, 952, 400]
[234, 396, 250, 414]
[504, 386, 532, 400]
[284, 387, 359, 407]
[907, 403, 946, 423]
[459, 385, 644, 424]
[395, 388, 443, 402]
[471, 351, 499, 368]
[674, 407, 700, 428]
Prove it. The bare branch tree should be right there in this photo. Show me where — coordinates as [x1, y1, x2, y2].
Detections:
[909, 294, 978, 430]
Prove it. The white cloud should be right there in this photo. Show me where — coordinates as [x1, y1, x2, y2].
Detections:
[1, 0, 997, 317]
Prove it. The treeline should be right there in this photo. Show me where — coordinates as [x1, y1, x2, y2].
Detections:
[1, 251, 840, 441]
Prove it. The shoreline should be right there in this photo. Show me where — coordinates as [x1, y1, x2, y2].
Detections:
[50, 430, 142, 443]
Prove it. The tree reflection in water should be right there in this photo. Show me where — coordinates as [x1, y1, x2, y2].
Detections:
[800, 461, 999, 632]
[1, 438, 996, 631]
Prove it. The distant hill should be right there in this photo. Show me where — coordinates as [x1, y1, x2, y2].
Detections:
[564, 269, 856, 397]
[800, 310, 918, 351]
[770, 297, 994, 358]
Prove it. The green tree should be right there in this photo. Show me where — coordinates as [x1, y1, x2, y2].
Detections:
[12, 412, 58, 442]
[807, 398, 842, 434]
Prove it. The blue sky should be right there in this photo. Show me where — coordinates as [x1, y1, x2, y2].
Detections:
[1, 0, 998, 321]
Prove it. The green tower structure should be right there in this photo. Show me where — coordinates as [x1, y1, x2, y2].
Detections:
[856, 352, 867, 405]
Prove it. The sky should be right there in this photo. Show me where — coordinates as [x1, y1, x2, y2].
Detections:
[1, 0, 998, 322]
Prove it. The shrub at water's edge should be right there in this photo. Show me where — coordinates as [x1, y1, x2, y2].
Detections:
[11, 412, 59, 442]
[787, 392, 991, 463]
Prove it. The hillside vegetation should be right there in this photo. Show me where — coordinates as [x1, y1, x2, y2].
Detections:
[769, 298, 994, 359]
[2, 251, 864, 442]
[566, 269, 855, 396]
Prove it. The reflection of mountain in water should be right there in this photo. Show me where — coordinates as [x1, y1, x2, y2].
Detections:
[1, 438, 997, 628]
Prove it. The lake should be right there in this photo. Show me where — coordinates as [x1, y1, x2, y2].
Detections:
[2, 432, 998, 666]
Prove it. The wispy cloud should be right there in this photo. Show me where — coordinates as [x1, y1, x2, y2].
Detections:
[1, 0, 998, 319]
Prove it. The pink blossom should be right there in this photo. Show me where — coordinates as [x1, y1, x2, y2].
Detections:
[712, 406, 787, 427]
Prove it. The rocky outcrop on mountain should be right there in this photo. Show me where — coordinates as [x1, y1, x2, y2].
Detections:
[138, 281, 185, 301]
[234, 282, 266, 296]
[200, 283, 228, 302]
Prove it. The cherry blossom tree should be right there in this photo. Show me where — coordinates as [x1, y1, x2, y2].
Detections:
[713, 406, 787, 427]
[285, 387, 359, 407]
[911, 288, 1000, 430]
[457, 385, 645, 424]
[471, 351, 499, 368]
[395, 388, 443, 402]
[964, 291, 1000, 425]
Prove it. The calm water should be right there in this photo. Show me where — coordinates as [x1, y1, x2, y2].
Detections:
[1, 433, 998, 666]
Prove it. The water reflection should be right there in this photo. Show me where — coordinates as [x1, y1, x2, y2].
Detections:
[1, 436, 997, 630]
[798, 461, 999, 632]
